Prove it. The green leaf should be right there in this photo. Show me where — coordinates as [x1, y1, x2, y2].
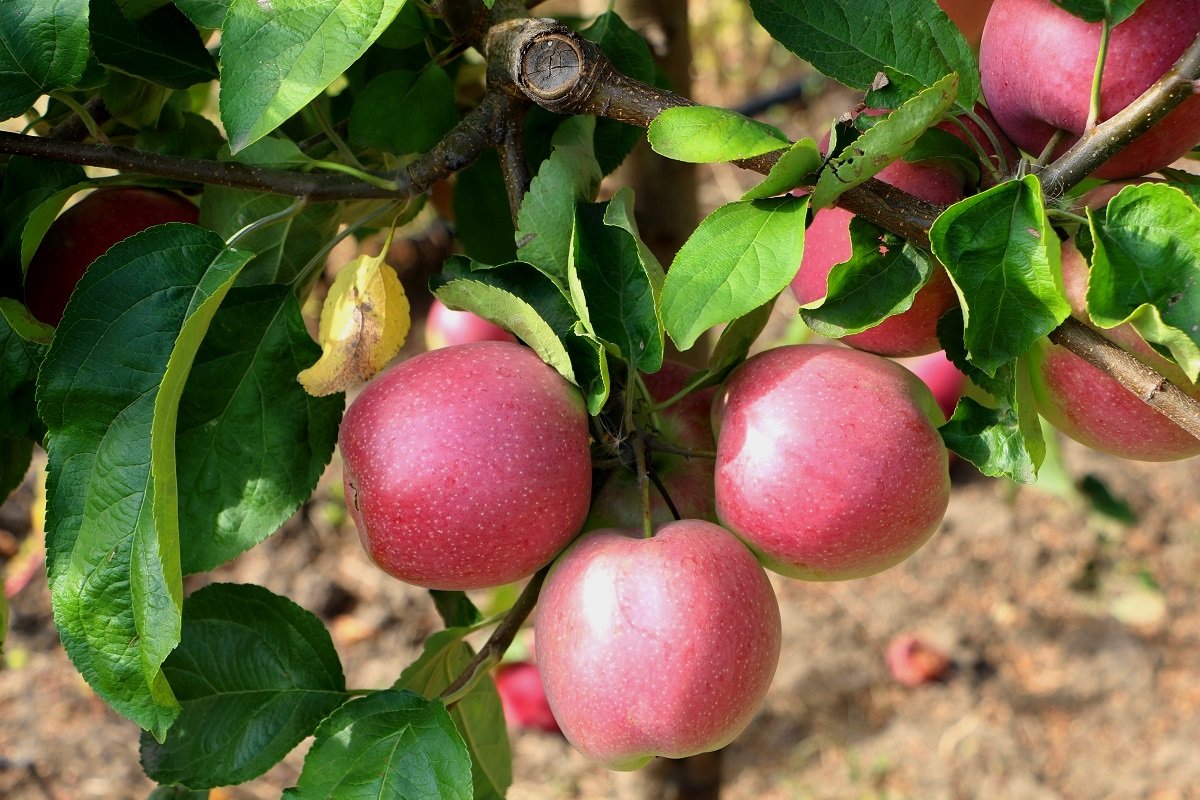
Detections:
[0, 158, 85, 291]
[1160, 168, 1200, 207]
[930, 175, 1070, 376]
[662, 195, 808, 350]
[1050, 0, 1146, 24]
[434, 279, 576, 384]
[0, 437, 33, 506]
[0, 0, 90, 120]
[429, 591, 483, 628]
[0, 299, 53, 441]
[19, 181, 98, 273]
[100, 71, 174, 128]
[37, 224, 251, 739]
[284, 690, 472, 800]
[433, 257, 581, 338]
[568, 328, 612, 415]
[516, 116, 602, 285]
[115, 0, 172, 18]
[747, 0, 980, 111]
[173, 0, 229, 29]
[140, 583, 347, 788]
[937, 310, 1045, 482]
[811, 72, 959, 210]
[603, 187, 666, 293]
[91, 0, 218, 89]
[229, 136, 313, 169]
[741, 138, 823, 201]
[349, 67, 457, 155]
[454, 152, 517, 265]
[136, 112, 228, 160]
[396, 629, 512, 800]
[580, 11, 655, 174]
[199, 189, 341, 286]
[800, 216, 936, 337]
[1086, 183, 1200, 382]
[903, 126, 980, 188]
[648, 106, 789, 163]
[376, 2, 428, 49]
[569, 202, 663, 373]
[219, 0, 407, 152]
[672, 299, 776, 399]
[147, 786, 210, 800]
[175, 286, 342, 573]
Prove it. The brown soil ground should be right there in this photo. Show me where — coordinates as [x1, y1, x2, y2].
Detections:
[5, 10, 1200, 798]
[3, 403, 1200, 800]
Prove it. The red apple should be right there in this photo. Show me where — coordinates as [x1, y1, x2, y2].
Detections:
[939, 0, 995, 47]
[896, 350, 968, 418]
[586, 361, 717, 529]
[791, 109, 1007, 357]
[424, 297, 516, 350]
[1028, 241, 1200, 461]
[980, 0, 1200, 180]
[713, 345, 951, 580]
[494, 661, 560, 733]
[23, 187, 199, 325]
[535, 520, 781, 770]
[886, 634, 952, 687]
[339, 341, 593, 589]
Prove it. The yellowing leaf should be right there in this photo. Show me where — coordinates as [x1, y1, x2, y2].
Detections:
[298, 249, 410, 396]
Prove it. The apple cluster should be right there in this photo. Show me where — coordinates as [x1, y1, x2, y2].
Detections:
[339, 332, 952, 768]
[333, 0, 1200, 771]
[797, 0, 1200, 462]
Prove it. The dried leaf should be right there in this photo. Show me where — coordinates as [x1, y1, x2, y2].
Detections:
[298, 248, 410, 396]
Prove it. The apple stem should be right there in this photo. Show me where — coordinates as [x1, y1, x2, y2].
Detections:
[225, 195, 309, 249]
[1033, 129, 1067, 169]
[644, 439, 717, 460]
[307, 160, 401, 193]
[1085, 18, 1113, 132]
[647, 469, 683, 521]
[48, 91, 110, 146]
[961, 107, 1011, 180]
[309, 100, 367, 171]
[625, 363, 656, 538]
[290, 199, 413, 292]
[1046, 207, 1088, 226]
[439, 565, 550, 708]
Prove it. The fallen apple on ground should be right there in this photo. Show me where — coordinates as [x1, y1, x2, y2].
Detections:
[494, 661, 560, 734]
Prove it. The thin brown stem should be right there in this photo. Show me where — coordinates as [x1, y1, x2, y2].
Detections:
[1048, 319, 1200, 443]
[439, 566, 548, 706]
[494, 95, 532, 225]
[0, 93, 514, 203]
[490, 17, 1200, 432]
[1039, 32, 1200, 196]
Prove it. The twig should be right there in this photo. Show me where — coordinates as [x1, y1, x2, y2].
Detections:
[490, 17, 1200, 433]
[1039, 32, 1200, 196]
[493, 95, 532, 225]
[1048, 318, 1200, 443]
[439, 565, 548, 705]
[0, 92, 514, 203]
[487, 18, 942, 246]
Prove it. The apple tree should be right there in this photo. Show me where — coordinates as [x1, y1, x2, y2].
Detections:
[0, 0, 1198, 796]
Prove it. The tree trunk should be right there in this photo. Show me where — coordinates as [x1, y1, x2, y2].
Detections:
[617, 0, 706, 371]
[614, 0, 720, 794]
